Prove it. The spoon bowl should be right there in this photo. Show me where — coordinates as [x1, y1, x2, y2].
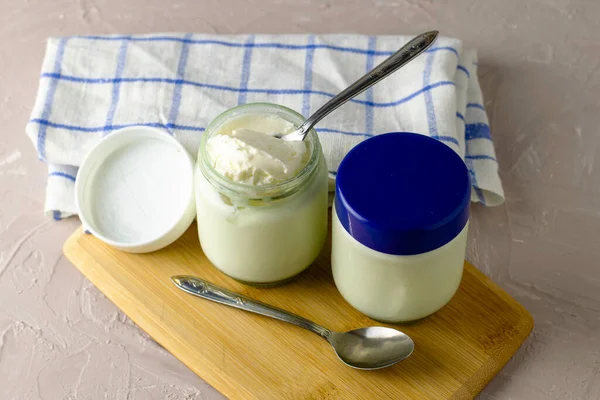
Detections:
[328, 327, 414, 370]
[172, 275, 414, 370]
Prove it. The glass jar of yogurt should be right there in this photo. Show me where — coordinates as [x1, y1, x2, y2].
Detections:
[332, 132, 471, 322]
[196, 103, 328, 286]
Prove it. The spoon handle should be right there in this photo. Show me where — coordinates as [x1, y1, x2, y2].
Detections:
[294, 31, 438, 140]
[172, 275, 331, 339]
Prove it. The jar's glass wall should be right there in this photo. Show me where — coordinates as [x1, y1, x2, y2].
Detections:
[195, 103, 329, 286]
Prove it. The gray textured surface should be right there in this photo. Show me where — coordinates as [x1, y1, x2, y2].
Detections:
[1, 0, 599, 398]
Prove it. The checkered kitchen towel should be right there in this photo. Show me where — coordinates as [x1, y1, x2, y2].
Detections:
[27, 34, 504, 219]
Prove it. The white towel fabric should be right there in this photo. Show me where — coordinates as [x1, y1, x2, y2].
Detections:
[27, 33, 504, 219]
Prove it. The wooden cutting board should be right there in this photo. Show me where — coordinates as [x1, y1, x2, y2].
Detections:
[63, 216, 533, 400]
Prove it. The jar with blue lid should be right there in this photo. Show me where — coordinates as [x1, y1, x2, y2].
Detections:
[332, 132, 471, 322]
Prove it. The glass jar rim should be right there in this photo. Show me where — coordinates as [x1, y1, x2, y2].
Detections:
[198, 102, 322, 200]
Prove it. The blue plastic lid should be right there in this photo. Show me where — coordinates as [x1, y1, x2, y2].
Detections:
[335, 132, 470, 255]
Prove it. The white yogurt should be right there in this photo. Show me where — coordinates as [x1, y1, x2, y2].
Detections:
[196, 103, 328, 285]
[206, 125, 308, 186]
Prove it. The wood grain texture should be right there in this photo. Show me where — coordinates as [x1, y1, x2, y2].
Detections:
[63, 217, 533, 400]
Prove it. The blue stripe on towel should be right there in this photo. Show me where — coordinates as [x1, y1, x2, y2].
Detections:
[302, 35, 316, 117]
[76, 35, 459, 58]
[365, 36, 377, 135]
[31, 119, 205, 132]
[317, 128, 374, 138]
[38, 73, 456, 108]
[456, 65, 470, 78]
[465, 123, 492, 141]
[49, 171, 77, 182]
[436, 136, 460, 146]
[422, 47, 439, 138]
[465, 154, 497, 162]
[237, 35, 255, 105]
[467, 102, 485, 110]
[31, 118, 471, 147]
[167, 33, 193, 134]
[104, 37, 130, 134]
[37, 38, 68, 161]
[465, 157, 486, 204]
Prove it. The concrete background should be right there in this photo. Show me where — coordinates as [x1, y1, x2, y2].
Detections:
[1, 0, 599, 398]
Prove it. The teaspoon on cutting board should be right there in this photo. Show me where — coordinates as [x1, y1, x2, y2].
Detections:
[275, 30, 439, 141]
[172, 275, 414, 370]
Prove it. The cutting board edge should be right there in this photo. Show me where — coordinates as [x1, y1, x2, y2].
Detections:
[454, 264, 534, 399]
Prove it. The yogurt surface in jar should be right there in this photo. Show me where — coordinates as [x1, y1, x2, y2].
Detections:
[206, 114, 308, 186]
[196, 104, 328, 286]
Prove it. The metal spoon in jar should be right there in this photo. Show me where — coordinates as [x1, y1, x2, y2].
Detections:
[172, 275, 414, 370]
[274, 30, 439, 141]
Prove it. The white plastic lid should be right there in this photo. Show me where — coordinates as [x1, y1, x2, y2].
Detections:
[76, 127, 196, 253]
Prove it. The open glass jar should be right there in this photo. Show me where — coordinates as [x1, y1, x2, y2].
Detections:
[195, 103, 328, 286]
